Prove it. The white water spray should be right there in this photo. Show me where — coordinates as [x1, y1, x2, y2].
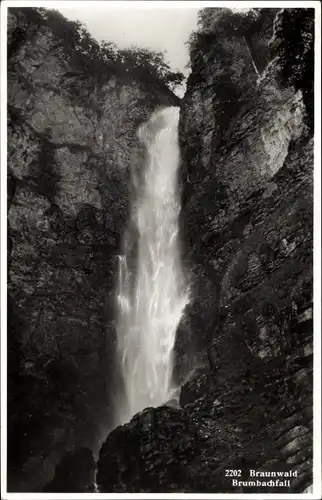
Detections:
[116, 106, 189, 423]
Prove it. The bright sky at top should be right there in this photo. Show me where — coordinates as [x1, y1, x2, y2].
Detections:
[59, 6, 200, 94]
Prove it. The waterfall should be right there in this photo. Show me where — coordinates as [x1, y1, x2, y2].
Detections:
[116, 106, 189, 424]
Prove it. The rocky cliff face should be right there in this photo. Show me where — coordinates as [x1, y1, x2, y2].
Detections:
[97, 9, 313, 493]
[7, 8, 179, 492]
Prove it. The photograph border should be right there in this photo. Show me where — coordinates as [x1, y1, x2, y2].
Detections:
[1, 1, 321, 499]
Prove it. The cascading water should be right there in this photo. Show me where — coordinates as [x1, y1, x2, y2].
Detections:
[116, 106, 189, 424]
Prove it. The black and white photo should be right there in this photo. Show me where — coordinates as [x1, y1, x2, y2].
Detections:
[1, 0, 321, 497]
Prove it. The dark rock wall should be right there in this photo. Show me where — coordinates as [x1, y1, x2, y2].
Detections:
[7, 8, 179, 492]
[42, 447, 96, 493]
[97, 8, 313, 493]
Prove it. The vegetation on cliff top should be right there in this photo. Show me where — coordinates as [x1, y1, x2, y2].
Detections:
[9, 7, 185, 92]
[270, 8, 314, 133]
[186, 7, 314, 132]
[187, 8, 278, 71]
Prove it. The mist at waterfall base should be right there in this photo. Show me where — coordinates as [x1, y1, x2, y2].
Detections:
[116, 107, 190, 425]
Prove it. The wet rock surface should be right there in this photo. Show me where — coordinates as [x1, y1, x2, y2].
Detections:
[97, 407, 200, 492]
